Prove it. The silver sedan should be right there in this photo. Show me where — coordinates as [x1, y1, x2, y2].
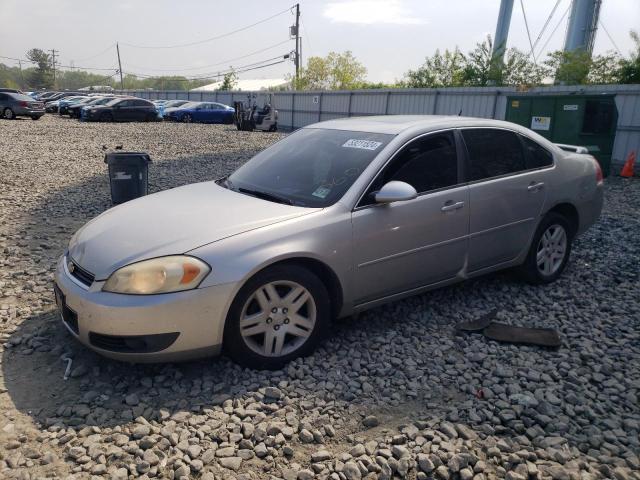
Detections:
[54, 116, 604, 369]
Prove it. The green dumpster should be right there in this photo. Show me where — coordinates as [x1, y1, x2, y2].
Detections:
[506, 94, 618, 176]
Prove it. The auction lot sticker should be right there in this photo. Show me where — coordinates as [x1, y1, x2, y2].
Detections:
[531, 116, 551, 131]
[342, 139, 383, 150]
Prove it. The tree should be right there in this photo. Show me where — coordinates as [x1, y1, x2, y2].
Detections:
[218, 70, 238, 90]
[588, 52, 622, 84]
[502, 49, 547, 86]
[26, 48, 53, 89]
[403, 48, 466, 88]
[618, 30, 640, 84]
[462, 35, 499, 86]
[294, 51, 367, 90]
[544, 50, 592, 85]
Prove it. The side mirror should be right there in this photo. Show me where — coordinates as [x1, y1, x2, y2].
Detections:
[375, 181, 418, 204]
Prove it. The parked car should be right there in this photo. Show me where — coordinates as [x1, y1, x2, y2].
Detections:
[161, 101, 198, 119]
[163, 100, 190, 109]
[83, 97, 159, 122]
[68, 96, 113, 118]
[0, 88, 22, 93]
[164, 101, 235, 124]
[58, 96, 89, 115]
[54, 116, 603, 368]
[0, 91, 45, 120]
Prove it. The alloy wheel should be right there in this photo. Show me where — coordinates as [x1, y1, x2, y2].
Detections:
[239, 280, 316, 357]
[536, 224, 567, 276]
[3, 108, 14, 119]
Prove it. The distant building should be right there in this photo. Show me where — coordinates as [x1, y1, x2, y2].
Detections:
[78, 85, 115, 92]
[191, 78, 288, 92]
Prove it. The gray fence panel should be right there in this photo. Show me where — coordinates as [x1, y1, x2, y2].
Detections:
[351, 93, 387, 115]
[322, 94, 350, 113]
[387, 92, 436, 114]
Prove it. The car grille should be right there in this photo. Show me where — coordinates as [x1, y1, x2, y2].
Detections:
[68, 259, 95, 287]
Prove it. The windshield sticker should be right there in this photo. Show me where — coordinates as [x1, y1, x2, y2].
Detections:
[342, 139, 383, 151]
[312, 186, 331, 199]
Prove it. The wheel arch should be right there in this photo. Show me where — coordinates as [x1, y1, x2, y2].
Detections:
[546, 202, 579, 237]
[243, 257, 344, 321]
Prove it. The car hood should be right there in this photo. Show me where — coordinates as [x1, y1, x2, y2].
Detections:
[68, 181, 318, 280]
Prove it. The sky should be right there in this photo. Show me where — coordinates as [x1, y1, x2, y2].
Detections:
[0, 0, 638, 84]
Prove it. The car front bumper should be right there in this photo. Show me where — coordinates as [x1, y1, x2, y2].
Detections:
[53, 255, 236, 362]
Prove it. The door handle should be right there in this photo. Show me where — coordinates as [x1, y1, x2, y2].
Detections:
[441, 201, 465, 212]
[527, 182, 545, 192]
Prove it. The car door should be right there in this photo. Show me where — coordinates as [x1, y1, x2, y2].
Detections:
[131, 100, 149, 121]
[461, 128, 552, 273]
[351, 130, 469, 304]
[113, 100, 129, 121]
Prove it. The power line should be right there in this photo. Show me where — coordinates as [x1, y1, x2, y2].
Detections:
[75, 43, 116, 63]
[125, 58, 288, 82]
[121, 6, 293, 49]
[301, 18, 313, 58]
[599, 19, 623, 55]
[532, 0, 563, 52]
[0, 55, 118, 71]
[123, 39, 292, 73]
[519, 0, 538, 64]
[537, 4, 571, 57]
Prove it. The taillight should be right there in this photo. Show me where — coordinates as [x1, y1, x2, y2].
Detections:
[593, 158, 604, 185]
[19, 101, 28, 107]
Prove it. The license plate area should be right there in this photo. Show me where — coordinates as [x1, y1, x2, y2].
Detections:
[54, 284, 79, 335]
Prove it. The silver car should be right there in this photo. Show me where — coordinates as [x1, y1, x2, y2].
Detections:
[0, 91, 45, 120]
[54, 116, 603, 369]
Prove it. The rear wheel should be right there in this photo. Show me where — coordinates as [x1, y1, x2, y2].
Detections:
[3, 108, 15, 120]
[224, 265, 330, 370]
[519, 212, 572, 284]
[31, 115, 41, 121]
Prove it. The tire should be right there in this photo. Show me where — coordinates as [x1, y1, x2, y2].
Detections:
[223, 265, 330, 370]
[519, 212, 573, 284]
[31, 116, 41, 121]
[3, 108, 15, 120]
[100, 112, 113, 122]
[269, 123, 278, 132]
[182, 114, 192, 123]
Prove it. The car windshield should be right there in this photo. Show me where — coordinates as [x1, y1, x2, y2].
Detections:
[177, 102, 198, 109]
[105, 98, 123, 106]
[226, 128, 394, 208]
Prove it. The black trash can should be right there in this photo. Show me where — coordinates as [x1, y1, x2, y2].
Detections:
[104, 152, 152, 204]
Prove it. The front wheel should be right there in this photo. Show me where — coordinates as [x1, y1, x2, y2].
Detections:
[182, 114, 192, 123]
[223, 265, 330, 370]
[519, 212, 573, 284]
[100, 112, 113, 122]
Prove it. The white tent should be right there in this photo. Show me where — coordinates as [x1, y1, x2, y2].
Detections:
[190, 78, 288, 92]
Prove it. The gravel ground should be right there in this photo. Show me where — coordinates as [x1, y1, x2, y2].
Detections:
[0, 115, 638, 480]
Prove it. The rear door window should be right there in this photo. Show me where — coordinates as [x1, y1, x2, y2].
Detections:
[461, 128, 526, 181]
[521, 136, 553, 169]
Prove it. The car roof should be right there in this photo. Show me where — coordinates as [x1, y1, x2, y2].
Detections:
[303, 115, 529, 135]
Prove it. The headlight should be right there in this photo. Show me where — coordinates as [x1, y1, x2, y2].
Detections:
[102, 256, 210, 295]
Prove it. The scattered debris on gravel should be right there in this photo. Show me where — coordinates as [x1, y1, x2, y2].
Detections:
[0, 115, 638, 479]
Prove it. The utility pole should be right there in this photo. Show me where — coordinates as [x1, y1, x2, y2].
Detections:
[49, 49, 58, 88]
[18, 60, 25, 89]
[116, 42, 124, 90]
[295, 3, 300, 86]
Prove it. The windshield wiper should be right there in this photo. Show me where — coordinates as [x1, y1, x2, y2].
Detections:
[238, 187, 294, 206]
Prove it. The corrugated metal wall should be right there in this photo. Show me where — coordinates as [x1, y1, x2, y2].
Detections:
[121, 84, 640, 166]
